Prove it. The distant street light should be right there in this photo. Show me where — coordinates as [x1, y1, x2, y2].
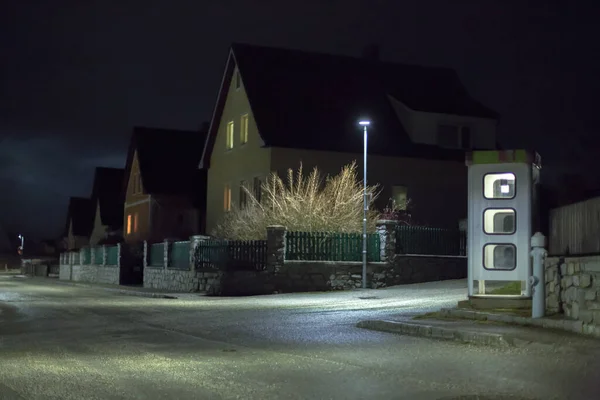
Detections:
[18, 234, 24, 256]
[358, 120, 370, 289]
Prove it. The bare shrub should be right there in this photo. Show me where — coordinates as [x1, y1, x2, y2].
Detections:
[212, 162, 381, 240]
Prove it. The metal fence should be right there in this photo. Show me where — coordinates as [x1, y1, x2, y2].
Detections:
[194, 239, 268, 271]
[73, 252, 80, 264]
[106, 246, 119, 265]
[549, 196, 600, 256]
[149, 243, 164, 267]
[285, 231, 381, 262]
[395, 225, 466, 256]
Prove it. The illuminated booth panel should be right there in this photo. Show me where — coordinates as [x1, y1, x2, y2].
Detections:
[483, 209, 515, 234]
[483, 173, 516, 199]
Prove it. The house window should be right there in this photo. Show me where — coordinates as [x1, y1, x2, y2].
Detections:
[483, 209, 516, 234]
[240, 114, 249, 144]
[391, 186, 407, 210]
[253, 177, 262, 203]
[133, 213, 139, 233]
[484, 173, 516, 199]
[484, 244, 516, 270]
[239, 180, 248, 208]
[224, 184, 232, 211]
[437, 125, 472, 149]
[226, 121, 234, 149]
[235, 70, 240, 89]
[126, 214, 132, 235]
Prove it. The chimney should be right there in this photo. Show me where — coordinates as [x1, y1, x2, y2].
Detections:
[362, 44, 380, 61]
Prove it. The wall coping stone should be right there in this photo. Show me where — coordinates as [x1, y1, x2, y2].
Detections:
[394, 254, 467, 259]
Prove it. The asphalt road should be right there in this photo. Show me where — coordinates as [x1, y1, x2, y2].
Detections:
[1, 275, 599, 400]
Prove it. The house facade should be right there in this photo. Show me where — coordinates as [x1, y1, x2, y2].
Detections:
[201, 43, 499, 234]
[122, 127, 207, 244]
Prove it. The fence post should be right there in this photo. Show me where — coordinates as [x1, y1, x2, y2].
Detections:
[80, 248, 85, 265]
[376, 220, 397, 263]
[102, 245, 107, 266]
[266, 225, 286, 274]
[117, 243, 122, 268]
[190, 235, 210, 272]
[163, 238, 172, 270]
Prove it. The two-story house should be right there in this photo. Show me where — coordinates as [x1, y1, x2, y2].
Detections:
[64, 197, 94, 250]
[200, 43, 499, 234]
[89, 167, 125, 245]
[123, 127, 207, 244]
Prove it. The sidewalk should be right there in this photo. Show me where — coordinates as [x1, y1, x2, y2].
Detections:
[11, 275, 191, 299]
[358, 308, 600, 353]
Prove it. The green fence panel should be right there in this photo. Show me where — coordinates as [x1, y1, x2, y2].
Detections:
[106, 246, 119, 265]
[149, 243, 165, 267]
[82, 248, 91, 265]
[193, 239, 268, 271]
[92, 247, 104, 264]
[169, 241, 190, 269]
[285, 231, 380, 262]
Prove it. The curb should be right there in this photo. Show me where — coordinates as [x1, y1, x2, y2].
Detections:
[13, 276, 179, 299]
[439, 308, 588, 336]
[357, 320, 513, 348]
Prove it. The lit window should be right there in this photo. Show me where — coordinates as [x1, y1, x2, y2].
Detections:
[126, 215, 132, 234]
[133, 213, 139, 233]
[391, 186, 407, 210]
[240, 114, 249, 144]
[226, 121, 234, 149]
[484, 244, 516, 270]
[483, 209, 516, 234]
[253, 177, 262, 203]
[484, 173, 516, 199]
[224, 184, 231, 211]
[239, 180, 247, 208]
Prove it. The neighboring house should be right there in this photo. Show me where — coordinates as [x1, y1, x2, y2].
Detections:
[89, 167, 125, 245]
[122, 127, 208, 244]
[64, 197, 94, 250]
[200, 43, 499, 234]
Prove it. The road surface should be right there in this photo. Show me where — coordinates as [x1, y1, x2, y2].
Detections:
[1, 275, 598, 399]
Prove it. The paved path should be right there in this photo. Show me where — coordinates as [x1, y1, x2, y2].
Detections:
[1, 276, 598, 399]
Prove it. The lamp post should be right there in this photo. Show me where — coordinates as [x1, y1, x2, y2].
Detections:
[18, 234, 24, 256]
[358, 120, 370, 289]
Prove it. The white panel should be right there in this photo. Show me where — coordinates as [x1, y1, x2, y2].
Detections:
[468, 163, 532, 282]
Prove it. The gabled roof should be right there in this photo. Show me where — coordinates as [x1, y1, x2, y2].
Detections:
[124, 127, 208, 198]
[201, 43, 498, 168]
[91, 167, 124, 229]
[65, 197, 94, 237]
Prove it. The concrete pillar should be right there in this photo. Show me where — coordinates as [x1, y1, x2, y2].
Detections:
[102, 245, 107, 266]
[190, 235, 210, 271]
[79, 248, 85, 265]
[376, 220, 398, 263]
[266, 225, 286, 274]
[143, 241, 148, 268]
[90, 247, 95, 265]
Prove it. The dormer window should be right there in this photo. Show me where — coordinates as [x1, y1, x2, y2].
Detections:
[437, 124, 472, 149]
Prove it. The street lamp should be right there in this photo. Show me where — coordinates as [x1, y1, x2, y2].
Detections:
[358, 119, 370, 289]
[18, 234, 24, 256]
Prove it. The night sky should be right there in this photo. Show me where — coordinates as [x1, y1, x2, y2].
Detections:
[1, 1, 599, 240]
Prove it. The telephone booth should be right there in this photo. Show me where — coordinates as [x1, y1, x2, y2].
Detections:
[466, 150, 541, 297]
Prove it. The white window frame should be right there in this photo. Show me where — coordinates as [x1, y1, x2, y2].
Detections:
[240, 114, 249, 144]
[226, 121, 234, 150]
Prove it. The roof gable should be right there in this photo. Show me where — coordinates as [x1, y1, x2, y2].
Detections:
[91, 167, 124, 228]
[124, 127, 208, 198]
[201, 43, 498, 167]
[65, 197, 94, 237]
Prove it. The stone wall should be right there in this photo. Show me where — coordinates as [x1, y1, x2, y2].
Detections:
[70, 264, 119, 285]
[143, 266, 220, 293]
[545, 256, 600, 336]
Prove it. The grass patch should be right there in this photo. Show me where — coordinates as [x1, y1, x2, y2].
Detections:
[489, 281, 522, 295]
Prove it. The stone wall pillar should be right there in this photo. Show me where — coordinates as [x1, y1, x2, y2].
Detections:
[90, 247, 95, 265]
[116, 243, 122, 268]
[545, 257, 562, 314]
[163, 238, 172, 270]
[190, 235, 210, 271]
[266, 225, 286, 274]
[102, 245, 107, 266]
[143, 241, 148, 268]
[79, 248, 85, 265]
[376, 220, 398, 263]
